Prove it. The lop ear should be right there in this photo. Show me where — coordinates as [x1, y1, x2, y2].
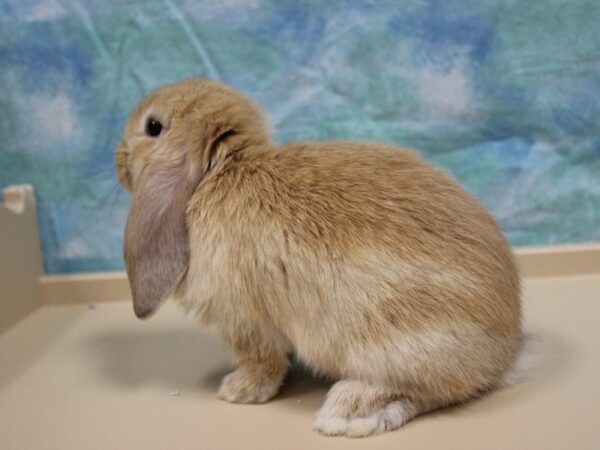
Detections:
[124, 152, 198, 319]
[200, 125, 237, 175]
[124, 127, 235, 319]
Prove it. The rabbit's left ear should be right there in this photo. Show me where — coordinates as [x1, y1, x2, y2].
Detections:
[124, 126, 234, 319]
[124, 152, 197, 319]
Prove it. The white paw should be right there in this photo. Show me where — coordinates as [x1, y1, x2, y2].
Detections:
[313, 402, 411, 438]
[216, 369, 282, 404]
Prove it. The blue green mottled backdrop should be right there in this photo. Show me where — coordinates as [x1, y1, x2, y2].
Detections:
[1, 0, 599, 273]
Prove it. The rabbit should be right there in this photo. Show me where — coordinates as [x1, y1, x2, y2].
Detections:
[115, 78, 521, 438]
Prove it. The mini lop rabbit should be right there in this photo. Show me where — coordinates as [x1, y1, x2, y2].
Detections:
[115, 79, 521, 437]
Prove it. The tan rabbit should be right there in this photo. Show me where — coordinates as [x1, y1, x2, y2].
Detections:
[115, 79, 522, 437]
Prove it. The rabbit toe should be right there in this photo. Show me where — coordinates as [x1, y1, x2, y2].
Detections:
[216, 367, 283, 404]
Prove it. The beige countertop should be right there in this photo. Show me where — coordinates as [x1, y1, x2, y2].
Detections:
[1, 274, 599, 450]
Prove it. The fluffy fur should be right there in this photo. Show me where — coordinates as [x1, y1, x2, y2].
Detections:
[115, 79, 522, 437]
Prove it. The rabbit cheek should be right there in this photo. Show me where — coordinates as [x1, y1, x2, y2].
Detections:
[128, 151, 147, 189]
[115, 143, 132, 191]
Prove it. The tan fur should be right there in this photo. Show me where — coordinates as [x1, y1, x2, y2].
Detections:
[116, 79, 521, 437]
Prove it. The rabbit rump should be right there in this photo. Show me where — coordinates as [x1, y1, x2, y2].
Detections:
[116, 79, 521, 437]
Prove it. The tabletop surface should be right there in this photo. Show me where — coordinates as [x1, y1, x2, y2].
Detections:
[1, 274, 599, 450]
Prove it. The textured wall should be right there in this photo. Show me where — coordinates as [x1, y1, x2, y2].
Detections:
[1, 0, 599, 273]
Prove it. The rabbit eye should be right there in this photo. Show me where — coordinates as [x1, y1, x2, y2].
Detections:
[145, 118, 163, 137]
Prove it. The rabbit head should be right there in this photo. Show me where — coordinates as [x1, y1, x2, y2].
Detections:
[115, 79, 269, 319]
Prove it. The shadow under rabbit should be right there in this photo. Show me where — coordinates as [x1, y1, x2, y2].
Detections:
[278, 361, 331, 399]
[201, 359, 332, 409]
[83, 328, 228, 391]
[82, 328, 331, 404]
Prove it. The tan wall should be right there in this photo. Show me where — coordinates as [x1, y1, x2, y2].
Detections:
[37, 244, 600, 305]
[0, 185, 44, 333]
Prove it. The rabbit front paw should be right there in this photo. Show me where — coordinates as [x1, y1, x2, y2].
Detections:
[217, 365, 286, 404]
